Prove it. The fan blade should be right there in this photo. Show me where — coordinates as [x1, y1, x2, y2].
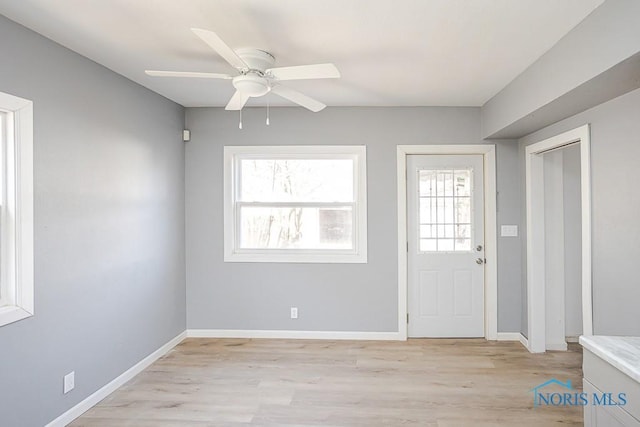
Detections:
[145, 70, 232, 79]
[271, 85, 326, 112]
[266, 63, 340, 81]
[191, 28, 248, 70]
[225, 90, 250, 111]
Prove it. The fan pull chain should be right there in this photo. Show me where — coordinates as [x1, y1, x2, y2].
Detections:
[239, 109, 243, 130]
[266, 100, 270, 126]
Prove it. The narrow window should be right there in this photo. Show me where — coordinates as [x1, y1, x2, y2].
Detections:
[0, 91, 34, 327]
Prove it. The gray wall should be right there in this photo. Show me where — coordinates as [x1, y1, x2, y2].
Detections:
[481, 0, 640, 139]
[543, 150, 566, 348]
[540, 147, 582, 345]
[495, 141, 522, 332]
[185, 106, 522, 333]
[563, 145, 583, 338]
[519, 87, 640, 336]
[0, 16, 186, 427]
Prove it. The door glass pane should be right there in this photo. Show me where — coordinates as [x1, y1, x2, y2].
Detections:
[420, 225, 434, 238]
[436, 172, 445, 196]
[419, 171, 436, 197]
[419, 198, 432, 223]
[438, 239, 454, 251]
[444, 224, 454, 238]
[418, 168, 473, 252]
[455, 197, 471, 223]
[454, 170, 471, 196]
[456, 224, 470, 239]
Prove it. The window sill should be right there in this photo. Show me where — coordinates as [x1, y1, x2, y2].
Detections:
[0, 304, 33, 327]
[224, 252, 368, 264]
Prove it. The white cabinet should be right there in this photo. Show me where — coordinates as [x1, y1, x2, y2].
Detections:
[583, 379, 640, 427]
[581, 336, 640, 427]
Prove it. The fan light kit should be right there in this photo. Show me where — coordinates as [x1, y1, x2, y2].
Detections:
[233, 73, 270, 98]
[145, 28, 341, 128]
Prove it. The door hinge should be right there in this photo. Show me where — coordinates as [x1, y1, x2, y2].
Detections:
[407, 313, 409, 324]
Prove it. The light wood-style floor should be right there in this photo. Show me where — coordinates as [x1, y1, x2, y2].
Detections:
[71, 338, 583, 426]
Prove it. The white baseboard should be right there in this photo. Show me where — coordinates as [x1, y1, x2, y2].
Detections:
[46, 331, 187, 427]
[186, 329, 404, 341]
[495, 332, 529, 351]
[546, 342, 569, 351]
[566, 336, 580, 343]
[519, 333, 529, 349]
[496, 332, 522, 341]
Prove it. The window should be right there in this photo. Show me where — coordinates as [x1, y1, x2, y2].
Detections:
[418, 168, 473, 252]
[0, 91, 34, 327]
[224, 146, 367, 263]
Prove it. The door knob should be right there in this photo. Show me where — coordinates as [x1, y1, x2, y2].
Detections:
[476, 245, 483, 252]
[476, 258, 484, 265]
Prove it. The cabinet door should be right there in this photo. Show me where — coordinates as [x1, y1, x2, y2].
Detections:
[584, 379, 640, 427]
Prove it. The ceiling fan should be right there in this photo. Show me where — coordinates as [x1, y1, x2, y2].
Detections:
[145, 28, 340, 112]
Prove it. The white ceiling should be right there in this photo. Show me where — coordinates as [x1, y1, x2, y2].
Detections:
[0, 0, 603, 108]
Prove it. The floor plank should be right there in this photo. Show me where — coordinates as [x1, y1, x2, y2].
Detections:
[71, 338, 583, 426]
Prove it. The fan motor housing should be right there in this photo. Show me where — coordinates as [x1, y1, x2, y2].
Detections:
[235, 48, 275, 72]
[232, 48, 275, 97]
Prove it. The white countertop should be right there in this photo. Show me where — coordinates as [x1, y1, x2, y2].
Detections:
[580, 335, 640, 384]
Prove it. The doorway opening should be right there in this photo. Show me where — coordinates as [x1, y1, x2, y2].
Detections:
[525, 125, 593, 353]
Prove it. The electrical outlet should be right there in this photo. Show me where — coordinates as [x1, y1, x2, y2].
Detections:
[63, 371, 75, 394]
[290, 307, 298, 319]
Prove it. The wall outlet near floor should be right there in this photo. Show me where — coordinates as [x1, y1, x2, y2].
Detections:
[63, 371, 75, 394]
[290, 307, 298, 319]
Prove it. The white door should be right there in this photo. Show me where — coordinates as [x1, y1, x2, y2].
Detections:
[407, 154, 485, 337]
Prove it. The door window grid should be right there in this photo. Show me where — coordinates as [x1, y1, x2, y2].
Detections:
[418, 168, 473, 252]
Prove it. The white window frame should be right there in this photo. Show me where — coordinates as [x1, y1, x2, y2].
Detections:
[223, 145, 367, 263]
[0, 91, 34, 327]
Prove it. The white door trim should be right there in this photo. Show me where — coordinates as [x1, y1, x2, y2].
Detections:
[397, 145, 497, 340]
[525, 124, 592, 353]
